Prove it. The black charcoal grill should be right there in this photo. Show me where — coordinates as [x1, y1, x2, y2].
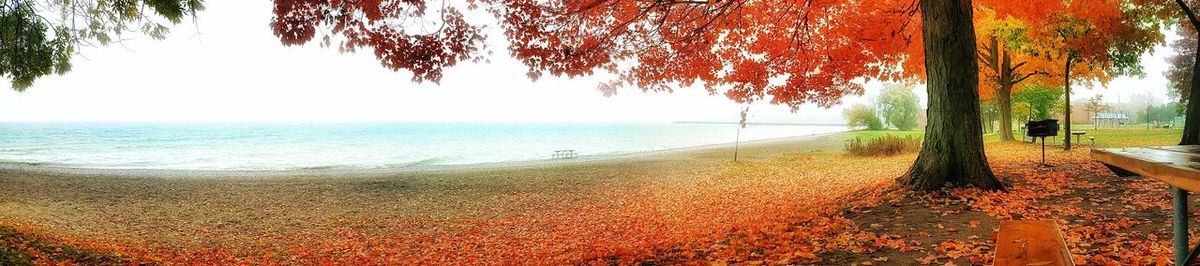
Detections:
[1026, 119, 1059, 137]
[1026, 119, 1059, 166]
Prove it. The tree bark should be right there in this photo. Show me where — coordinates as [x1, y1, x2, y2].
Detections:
[980, 37, 1019, 141]
[899, 0, 1003, 191]
[1176, 1, 1200, 145]
[996, 46, 1016, 141]
[997, 83, 1014, 141]
[1063, 57, 1073, 150]
[1183, 31, 1200, 145]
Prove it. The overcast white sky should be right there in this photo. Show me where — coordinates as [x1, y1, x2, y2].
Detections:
[0, 1, 1181, 123]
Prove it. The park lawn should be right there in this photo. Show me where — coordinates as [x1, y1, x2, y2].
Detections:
[850, 127, 1182, 148]
[0, 128, 1193, 264]
[848, 129, 1073, 143]
[1071, 126, 1184, 148]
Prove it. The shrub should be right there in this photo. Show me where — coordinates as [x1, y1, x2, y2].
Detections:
[845, 135, 922, 156]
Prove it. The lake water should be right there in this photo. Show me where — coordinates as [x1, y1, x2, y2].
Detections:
[0, 122, 844, 170]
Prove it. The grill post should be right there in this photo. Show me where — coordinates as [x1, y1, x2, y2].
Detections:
[1041, 137, 1046, 166]
[1026, 119, 1059, 168]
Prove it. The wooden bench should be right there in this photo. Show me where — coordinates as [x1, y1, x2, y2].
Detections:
[995, 220, 1074, 266]
[1092, 146, 1200, 265]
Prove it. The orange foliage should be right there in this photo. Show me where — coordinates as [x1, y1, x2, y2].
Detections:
[270, 0, 488, 83]
[485, 0, 924, 109]
[269, 0, 1167, 111]
[996, 0, 1169, 86]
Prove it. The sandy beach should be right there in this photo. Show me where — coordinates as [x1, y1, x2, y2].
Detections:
[0, 131, 902, 263]
[0, 131, 848, 179]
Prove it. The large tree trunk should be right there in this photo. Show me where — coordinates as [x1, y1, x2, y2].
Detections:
[899, 0, 1003, 191]
[1063, 57, 1073, 150]
[1182, 31, 1200, 145]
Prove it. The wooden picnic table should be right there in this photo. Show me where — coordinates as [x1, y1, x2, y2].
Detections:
[1092, 146, 1200, 266]
[1070, 131, 1086, 144]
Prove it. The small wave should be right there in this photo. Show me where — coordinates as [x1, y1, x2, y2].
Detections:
[293, 164, 355, 171]
[0, 160, 51, 167]
[289, 157, 449, 171]
[0, 148, 49, 154]
[385, 157, 449, 168]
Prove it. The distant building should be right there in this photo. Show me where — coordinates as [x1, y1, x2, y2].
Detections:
[1065, 99, 1091, 124]
[1091, 111, 1130, 128]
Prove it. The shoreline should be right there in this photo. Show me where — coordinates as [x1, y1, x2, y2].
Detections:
[0, 131, 850, 179]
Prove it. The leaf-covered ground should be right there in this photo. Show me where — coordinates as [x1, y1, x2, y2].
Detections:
[686, 142, 1187, 265]
[0, 127, 1192, 264]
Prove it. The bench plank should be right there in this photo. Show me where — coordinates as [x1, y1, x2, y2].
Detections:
[995, 220, 1073, 266]
[1146, 145, 1200, 153]
[1091, 147, 1200, 192]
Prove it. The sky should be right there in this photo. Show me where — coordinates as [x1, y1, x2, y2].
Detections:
[0, 1, 1182, 123]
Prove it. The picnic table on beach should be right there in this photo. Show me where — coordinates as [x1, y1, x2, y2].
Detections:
[552, 150, 577, 159]
[1092, 146, 1200, 266]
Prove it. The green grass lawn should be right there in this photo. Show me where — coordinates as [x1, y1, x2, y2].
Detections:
[1066, 126, 1182, 148]
[844, 126, 1183, 148]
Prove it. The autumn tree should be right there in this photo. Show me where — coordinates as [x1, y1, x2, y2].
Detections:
[975, 11, 1053, 141]
[1007, 0, 1168, 150]
[0, 0, 204, 90]
[280, 0, 1146, 191]
[1172, 0, 1200, 144]
[894, 0, 1005, 190]
[1167, 22, 1196, 104]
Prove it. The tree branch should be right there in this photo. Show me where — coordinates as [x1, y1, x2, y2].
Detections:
[1012, 70, 1048, 84]
[1177, 0, 1200, 27]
